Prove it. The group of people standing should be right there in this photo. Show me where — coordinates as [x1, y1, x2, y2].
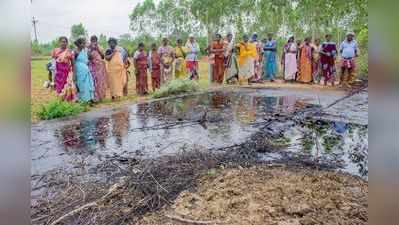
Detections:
[47, 31, 359, 103]
[48, 35, 130, 103]
[132, 35, 200, 95]
[211, 31, 359, 88]
[47, 35, 200, 103]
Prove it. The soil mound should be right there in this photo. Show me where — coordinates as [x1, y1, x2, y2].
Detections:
[138, 166, 367, 225]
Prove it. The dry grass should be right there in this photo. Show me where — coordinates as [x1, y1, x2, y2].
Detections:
[139, 166, 367, 225]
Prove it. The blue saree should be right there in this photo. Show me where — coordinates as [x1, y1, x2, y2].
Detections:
[75, 49, 95, 102]
[262, 40, 278, 80]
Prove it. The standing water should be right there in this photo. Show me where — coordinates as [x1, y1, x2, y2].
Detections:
[32, 87, 368, 181]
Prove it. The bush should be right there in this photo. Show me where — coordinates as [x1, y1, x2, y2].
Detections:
[36, 100, 87, 120]
[152, 79, 200, 98]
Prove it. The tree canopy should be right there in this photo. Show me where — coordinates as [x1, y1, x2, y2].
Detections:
[70, 23, 88, 41]
[129, 0, 367, 42]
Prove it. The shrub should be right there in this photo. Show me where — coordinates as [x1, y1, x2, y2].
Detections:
[36, 100, 87, 120]
[152, 79, 200, 98]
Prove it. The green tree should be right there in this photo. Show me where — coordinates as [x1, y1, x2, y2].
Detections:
[70, 23, 88, 41]
[98, 34, 108, 49]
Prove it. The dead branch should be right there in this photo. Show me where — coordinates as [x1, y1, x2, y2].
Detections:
[165, 214, 223, 224]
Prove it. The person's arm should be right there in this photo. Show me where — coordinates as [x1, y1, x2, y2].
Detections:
[97, 46, 105, 59]
[88, 49, 94, 61]
[105, 48, 115, 61]
[319, 44, 327, 55]
[339, 42, 344, 55]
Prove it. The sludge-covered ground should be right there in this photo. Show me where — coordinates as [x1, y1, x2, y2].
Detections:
[31, 87, 368, 225]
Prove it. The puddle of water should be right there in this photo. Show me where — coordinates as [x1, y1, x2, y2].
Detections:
[31, 88, 368, 180]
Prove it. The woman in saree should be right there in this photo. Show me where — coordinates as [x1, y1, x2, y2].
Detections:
[148, 43, 161, 91]
[105, 38, 128, 101]
[73, 38, 95, 103]
[211, 33, 225, 84]
[158, 38, 174, 84]
[236, 34, 257, 85]
[281, 36, 298, 82]
[224, 33, 238, 83]
[174, 39, 187, 79]
[250, 33, 262, 82]
[297, 37, 314, 83]
[320, 34, 337, 86]
[312, 38, 322, 84]
[262, 33, 278, 82]
[51, 36, 74, 95]
[185, 35, 200, 80]
[88, 35, 107, 101]
[133, 43, 149, 95]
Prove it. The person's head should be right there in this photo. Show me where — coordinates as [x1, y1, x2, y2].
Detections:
[267, 33, 273, 40]
[243, 34, 249, 42]
[346, 32, 355, 41]
[296, 39, 302, 45]
[314, 38, 321, 45]
[304, 37, 311, 44]
[189, 34, 195, 43]
[325, 34, 332, 42]
[90, 35, 98, 44]
[288, 36, 295, 43]
[58, 36, 68, 49]
[251, 33, 258, 41]
[227, 33, 233, 42]
[162, 37, 169, 46]
[108, 38, 118, 49]
[215, 33, 222, 41]
[177, 38, 183, 46]
[151, 43, 157, 51]
[74, 37, 86, 49]
[138, 42, 145, 51]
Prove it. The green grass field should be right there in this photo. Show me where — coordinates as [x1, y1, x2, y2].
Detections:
[31, 58, 211, 122]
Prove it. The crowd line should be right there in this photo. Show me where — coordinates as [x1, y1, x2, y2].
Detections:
[44, 31, 360, 104]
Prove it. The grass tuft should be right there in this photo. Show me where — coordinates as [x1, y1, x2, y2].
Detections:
[36, 100, 88, 120]
[152, 79, 200, 99]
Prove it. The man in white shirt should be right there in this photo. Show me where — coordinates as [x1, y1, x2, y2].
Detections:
[339, 32, 359, 87]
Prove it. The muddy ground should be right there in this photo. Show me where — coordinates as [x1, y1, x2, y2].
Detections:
[139, 166, 367, 225]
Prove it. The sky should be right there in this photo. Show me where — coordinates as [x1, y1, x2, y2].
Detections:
[31, 0, 141, 43]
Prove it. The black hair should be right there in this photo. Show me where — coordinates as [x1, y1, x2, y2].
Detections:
[74, 37, 86, 47]
[177, 38, 183, 43]
[138, 42, 145, 48]
[108, 37, 117, 45]
[59, 36, 68, 43]
[90, 35, 98, 42]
